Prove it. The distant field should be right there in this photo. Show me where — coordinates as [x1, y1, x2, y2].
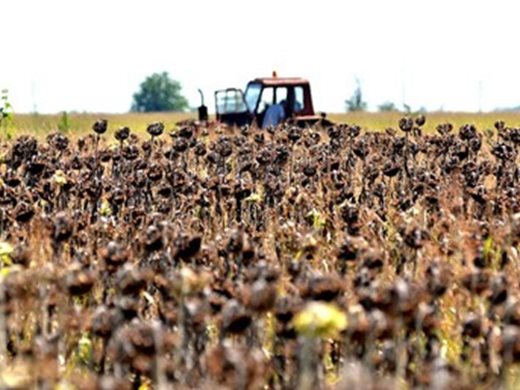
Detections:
[7, 112, 194, 138]
[330, 111, 520, 132]
[5, 111, 520, 138]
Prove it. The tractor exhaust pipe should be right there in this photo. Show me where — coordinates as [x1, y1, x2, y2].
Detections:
[197, 89, 208, 122]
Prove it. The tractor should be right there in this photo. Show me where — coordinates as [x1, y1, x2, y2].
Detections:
[197, 73, 333, 128]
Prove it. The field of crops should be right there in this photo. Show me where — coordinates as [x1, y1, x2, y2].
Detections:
[0, 115, 520, 388]
[9, 111, 520, 137]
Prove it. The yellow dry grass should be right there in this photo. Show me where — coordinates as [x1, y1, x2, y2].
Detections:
[330, 111, 520, 133]
[5, 111, 520, 138]
[7, 112, 193, 138]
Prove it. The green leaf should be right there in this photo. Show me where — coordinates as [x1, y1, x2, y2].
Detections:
[99, 199, 112, 216]
[244, 192, 262, 203]
[0, 242, 13, 266]
[77, 333, 93, 365]
[293, 301, 347, 339]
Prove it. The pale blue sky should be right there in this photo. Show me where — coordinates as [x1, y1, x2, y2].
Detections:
[2, 0, 520, 113]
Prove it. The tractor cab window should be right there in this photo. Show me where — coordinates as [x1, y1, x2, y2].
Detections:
[258, 87, 274, 113]
[244, 83, 262, 113]
[294, 86, 304, 112]
[275, 87, 288, 104]
[258, 87, 290, 113]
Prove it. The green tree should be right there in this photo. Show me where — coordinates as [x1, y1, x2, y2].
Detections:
[378, 101, 398, 112]
[345, 79, 367, 112]
[0, 89, 14, 139]
[57, 111, 71, 133]
[131, 72, 189, 112]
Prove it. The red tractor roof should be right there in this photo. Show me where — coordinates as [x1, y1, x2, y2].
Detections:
[251, 77, 310, 86]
